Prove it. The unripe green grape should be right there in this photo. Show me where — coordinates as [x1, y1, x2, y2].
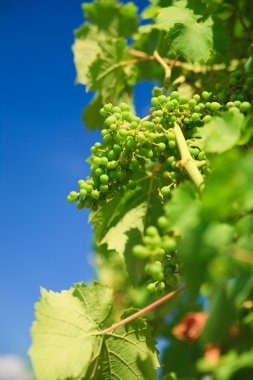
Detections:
[78, 179, 86, 188]
[125, 138, 136, 150]
[100, 184, 109, 192]
[198, 151, 205, 160]
[157, 142, 166, 151]
[169, 115, 177, 123]
[239, 101, 251, 112]
[113, 144, 121, 154]
[151, 270, 163, 281]
[133, 244, 150, 258]
[103, 134, 114, 146]
[76, 200, 85, 209]
[119, 102, 130, 111]
[79, 188, 87, 197]
[162, 237, 176, 251]
[234, 100, 241, 107]
[94, 157, 102, 165]
[210, 102, 221, 111]
[69, 191, 79, 200]
[190, 147, 199, 157]
[191, 113, 200, 122]
[104, 103, 113, 112]
[113, 112, 122, 120]
[147, 283, 156, 293]
[100, 174, 109, 184]
[99, 108, 107, 117]
[105, 115, 117, 126]
[151, 97, 159, 106]
[161, 186, 171, 196]
[189, 99, 197, 108]
[202, 115, 212, 124]
[85, 184, 93, 193]
[91, 189, 100, 200]
[100, 157, 109, 166]
[146, 226, 159, 237]
[193, 94, 200, 102]
[107, 150, 116, 160]
[112, 106, 121, 113]
[87, 179, 95, 186]
[67, 192, 77, 202]
[172, 99, 179, 107]
[165, 156, 175, 166]
[95, 168, 104, 177]
[101, 129, 109, 136]
[118, 128, 128, 138]
[194, 105, 201, 112]
[153, 248, 166, 261]
[107, 160, 118, 170]
[158, 95, 167, 103]
[170, 91, 179, 100]
[226, 101, 235, 108]
[109, 123, 117, 131]
[179, 96, 189, 104]
[156, 281, 165, 292]
[130, 121, 138, 129]
[163, 171, 171, 179]
[168, 140, 176, 149]
[202, 91, 210, 100]
[152, 86, 163, 97]
[166, 100, 175, 110]
[183, 117, 190, 125]
[157, 216, 169, 229]
[167, 132, 175, 141]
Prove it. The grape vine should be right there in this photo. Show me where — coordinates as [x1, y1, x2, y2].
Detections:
[30, 1, 253, 380]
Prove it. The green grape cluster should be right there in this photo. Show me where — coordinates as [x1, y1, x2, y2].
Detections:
[67, 88, 251, 211]
[67, 101, 182, 210]
[133, 216, 180, 295]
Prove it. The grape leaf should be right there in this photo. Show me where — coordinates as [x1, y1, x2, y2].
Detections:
[87, 38, 136, 105]
[82, 0, 138, 38]
[73, 25, 104, 85]
[29, 282, 159, 380]
[155, 1, 213, 63]
[198, 111, 244, 153]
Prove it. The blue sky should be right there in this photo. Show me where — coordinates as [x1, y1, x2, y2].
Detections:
[0, 0, 152, 362]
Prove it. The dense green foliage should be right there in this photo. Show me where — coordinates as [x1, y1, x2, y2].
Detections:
[30, 1, 253, 379]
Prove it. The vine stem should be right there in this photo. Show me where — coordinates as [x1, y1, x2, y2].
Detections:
[98, 287, 185, 335]
[174, 123, 204, 190]
[153, 50, 171, 78]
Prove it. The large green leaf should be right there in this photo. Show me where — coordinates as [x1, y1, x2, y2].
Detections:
[155, 1, 213, 63]
[198, 111, 244, 153]
[30, 282, 159, 380]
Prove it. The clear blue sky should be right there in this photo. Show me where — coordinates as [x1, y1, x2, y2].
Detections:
[0, 0, 152, 360]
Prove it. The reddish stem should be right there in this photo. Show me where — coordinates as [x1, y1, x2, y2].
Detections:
[99, 287, 186, 335]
